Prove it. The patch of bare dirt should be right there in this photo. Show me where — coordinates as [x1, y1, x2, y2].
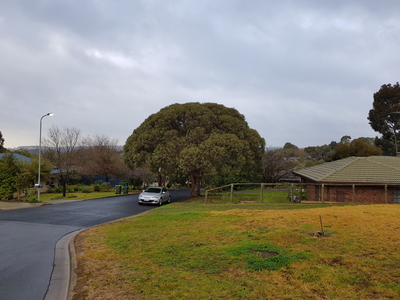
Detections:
[249, 250, 279, 258]
[307, 231, 332, 238]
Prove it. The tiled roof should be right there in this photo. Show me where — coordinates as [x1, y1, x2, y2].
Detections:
[293, 156, 400, 183]
[0, 153, 31, 163]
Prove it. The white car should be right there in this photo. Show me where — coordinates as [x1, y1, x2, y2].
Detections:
[138, 187, 171, 206]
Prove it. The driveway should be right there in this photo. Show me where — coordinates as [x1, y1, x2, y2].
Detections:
[0, 189, 191, 300]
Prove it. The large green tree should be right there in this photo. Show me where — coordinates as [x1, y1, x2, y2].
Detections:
[330, 137, 382, 160]
[124, 103, 265, 197]
[304, 145, 332, 161]
[0, 131, 5, 153]
[368, 82, 400, 153]
[0, 153, 20, 199]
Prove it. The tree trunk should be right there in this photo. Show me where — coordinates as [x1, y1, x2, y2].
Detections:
[157, 173, 162, 187]
[190, 173, 201, 198]
[60, 175, 67, 197]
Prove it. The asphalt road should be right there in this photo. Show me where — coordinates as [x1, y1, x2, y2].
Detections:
[0, 189, 191, 300]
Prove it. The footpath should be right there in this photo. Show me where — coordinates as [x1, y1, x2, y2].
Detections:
[0, 199, 85, 211]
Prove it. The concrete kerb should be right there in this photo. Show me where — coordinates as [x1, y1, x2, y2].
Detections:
[45, 211, 150, 300]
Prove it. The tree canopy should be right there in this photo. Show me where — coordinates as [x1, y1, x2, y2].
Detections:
[368, 83, 400, 143]
[82, 134, 122, 183]
[124, 103, 265, 197]
[304, 145, 332, 161]
[0, 131, 5, 153]
[43, 125, 83, 197]
[330, 137, 382, 160]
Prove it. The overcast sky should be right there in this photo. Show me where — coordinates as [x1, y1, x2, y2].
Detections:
[1, 1, 400, 149]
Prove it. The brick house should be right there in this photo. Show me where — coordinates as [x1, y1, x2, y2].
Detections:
[293, 156, 400, 204]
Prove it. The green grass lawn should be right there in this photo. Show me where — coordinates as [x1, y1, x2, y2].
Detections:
[21, 191, 140, 202]
[74, 199, 400, 299]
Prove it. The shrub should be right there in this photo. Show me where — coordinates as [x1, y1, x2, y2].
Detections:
[47, 188, 57, 193]
[119, 180, 130, 187]
[93, 184, 101, 192]
[81, 186, 92, 193]
[55, 187, 63, 193]
[29, 196, 38, 203]
[94, 180, 104, 185]
[66, 186, 74, 193]
[101, 182, 112, 191]
[294, 189, 308, 200]
[70, 185, 79, 192]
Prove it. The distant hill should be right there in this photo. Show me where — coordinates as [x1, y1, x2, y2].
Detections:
[266, 146, 282, 151]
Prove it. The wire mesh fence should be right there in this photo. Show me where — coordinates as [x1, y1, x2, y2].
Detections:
[204, 183, 399, 204]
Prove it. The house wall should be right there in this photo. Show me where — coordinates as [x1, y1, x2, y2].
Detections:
[304, 184, 394, 204]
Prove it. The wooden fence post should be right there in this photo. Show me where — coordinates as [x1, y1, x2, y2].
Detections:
[261, 183, 264, 202]
[291, 184, 294, 203]
[230, 184, 233, 203]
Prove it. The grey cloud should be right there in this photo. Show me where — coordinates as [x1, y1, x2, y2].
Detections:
[1, 1, 400, 148]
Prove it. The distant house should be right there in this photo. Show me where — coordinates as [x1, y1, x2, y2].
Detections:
[293, 156, 400, 204]
[0, 153, 31, 164]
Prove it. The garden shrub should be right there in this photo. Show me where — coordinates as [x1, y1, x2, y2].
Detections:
[81, 186, 91, 193]
[29, 196, 38, 203]
[94, 180, 104, 185]
[71, 185, 79, 192]
[55, 187, 63, 193]
[119, 180, 130, 187]
[47, 188, 56, 193]
[93, 184, 101, 192]
[101, 182, 112, 191]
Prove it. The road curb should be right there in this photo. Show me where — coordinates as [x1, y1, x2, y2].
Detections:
[45, 211, 150, 300]
[45, 229, 84, 300]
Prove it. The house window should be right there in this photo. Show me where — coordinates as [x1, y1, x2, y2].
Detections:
[394, 187, 400, 204]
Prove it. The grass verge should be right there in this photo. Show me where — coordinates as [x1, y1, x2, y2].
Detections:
[73, 201, 400, 299]
[20, 191, 140, 202]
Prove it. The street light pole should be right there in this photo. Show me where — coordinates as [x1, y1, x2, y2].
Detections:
[37, 113, 54, 202]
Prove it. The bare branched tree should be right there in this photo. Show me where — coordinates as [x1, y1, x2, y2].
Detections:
[262, 150, 295, 183]
[82, 134, 121, 182]
[43, 125, 83, 197]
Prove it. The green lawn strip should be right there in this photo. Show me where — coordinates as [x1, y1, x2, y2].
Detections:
[20, 191, 139, 201]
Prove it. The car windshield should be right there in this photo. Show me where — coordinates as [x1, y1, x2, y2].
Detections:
[144, 188, 161, 193]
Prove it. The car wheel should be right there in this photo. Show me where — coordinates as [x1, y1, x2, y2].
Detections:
[159, 199, 163, 206]
[167, 196, 171, 204]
